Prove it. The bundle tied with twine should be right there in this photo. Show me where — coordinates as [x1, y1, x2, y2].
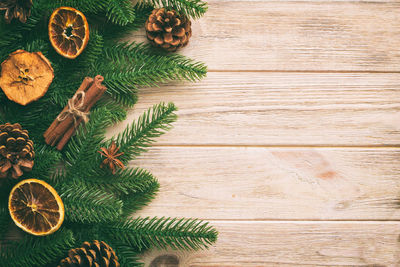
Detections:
[44, 75, 107, 150]
[57, 91, 90, 125]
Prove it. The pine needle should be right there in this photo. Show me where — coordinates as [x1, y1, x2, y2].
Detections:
[105, 217, 218, 251]
[0, 229, 75, 267]
[115, 102, 178, 161]
[138, 0, 208, 19]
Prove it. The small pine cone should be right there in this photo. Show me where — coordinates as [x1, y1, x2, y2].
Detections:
[145, 8, 192, 52]
[0, 0, 33, 23]
[58, 240, 120, 267]
[0, 123, 34, 179]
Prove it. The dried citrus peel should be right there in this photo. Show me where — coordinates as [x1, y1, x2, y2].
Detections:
[49, 7, 89, 59]
[8, 179, 64, 236]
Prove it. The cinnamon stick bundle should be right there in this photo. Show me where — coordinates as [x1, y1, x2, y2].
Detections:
[44, 75, 107, 150]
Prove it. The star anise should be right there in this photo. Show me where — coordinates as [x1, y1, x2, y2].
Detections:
[98, 141, 125, 174]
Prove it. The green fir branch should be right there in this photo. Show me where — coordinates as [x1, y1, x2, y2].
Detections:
[64, 107, 114, 174]
[0, 228, 75, 267]
[0, 204, 9, 240]
[108, 242, 144, 267]
[0, 0, 215, 263]
[106, 0, 136, 26]
[121, 177, 159, 217]
[115, 102, 177, 161]
[105, 217, 218, 251]
[26, 145, 62, 181]
[139, 0, 208, 19]
[53, 0, 109, 13]
[101, 42, 207, 88]
[74, 167, 159, 196]
[59, 185, 123, 224]
[101, 4, 153, 41]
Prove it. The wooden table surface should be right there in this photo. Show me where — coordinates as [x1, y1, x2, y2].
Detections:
[112, 0, 400, 266]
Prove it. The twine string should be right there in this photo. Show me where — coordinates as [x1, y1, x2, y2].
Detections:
[57, 91, 90, 125]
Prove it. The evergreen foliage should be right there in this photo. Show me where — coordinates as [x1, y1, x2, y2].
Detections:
[0, 229, 76, 267]
[0, 0, 217, 265]
[139, 0, 208, 19]
[106, 217, 218, 251]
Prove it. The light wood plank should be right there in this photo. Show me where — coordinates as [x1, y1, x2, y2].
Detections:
[133, 147, 400, 220]
[142, 221, 400, 266]
[107, 72, 400, 146]
[128, 1, 400, 71]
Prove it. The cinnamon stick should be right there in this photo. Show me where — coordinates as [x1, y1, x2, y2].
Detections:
[56, 76, 107, 150]
[43, 75, 107, 150]
[44, 77, 93, 146]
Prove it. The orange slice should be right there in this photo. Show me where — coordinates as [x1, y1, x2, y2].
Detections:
[8, 179, 64, 236]
[48, 7, 89, 59]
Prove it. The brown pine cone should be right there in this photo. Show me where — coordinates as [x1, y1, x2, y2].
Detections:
[145, 8, 192, 52]
[0, 123, 34, 179]
[0, 0, 33, 23]
[58, 240, 120, 267]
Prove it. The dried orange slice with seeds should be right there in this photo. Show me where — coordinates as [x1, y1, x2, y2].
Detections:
[48, 7, 89, 59]
[8, 179, 64, 236]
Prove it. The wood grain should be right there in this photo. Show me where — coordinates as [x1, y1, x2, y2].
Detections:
[123, 0, 400, 265]
[141, 221, 400, 266]
[106, 72, 400, 146]
[128, 1, 400, 71]
[133, 146, 400, 220]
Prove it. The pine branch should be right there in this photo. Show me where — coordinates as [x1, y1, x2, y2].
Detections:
[64, 107, 114, 175]
[0, 179, 15, 204]
[101, 78, 138, 107]
[0, 228, 75, 267]
[96, 98, 128, 123]
[0, 204, 9, 240]
[53, 0, 109, 13]
[26, 145, 62, 181]
[72, 167, 158, 196]
[106, 0, 136, 26]
[105, 217, 218, 251]
[121, 177, 159, 217]
[115, 102, 177, 161]
[139, 0, 208, 19]
[59, 185, 123, 224]
[22, 38, 50, 55]
[101, 4, 153, 41]
[100, 42, 207, 90]
[108, 242, 144, 267]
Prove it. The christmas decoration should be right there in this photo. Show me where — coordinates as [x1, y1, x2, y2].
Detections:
[44, 75, 107, 150]
[0, 0, 33, 23]
[48, 7, 90, 59]
[58, 240, 120, 267]
[0, 49, 54, 106]
[8, 179, 64, 236]
[146, 8, 192, 52]
[0, 0, 216, 266]
[98, 141, 125, 174]
[0, 123, 34, 179]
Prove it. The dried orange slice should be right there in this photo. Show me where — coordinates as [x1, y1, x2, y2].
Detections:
[8, 178, 64, 236]
[48, 7, 89, 59]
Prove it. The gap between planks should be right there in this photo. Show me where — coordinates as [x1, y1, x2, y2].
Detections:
[208, 70, 400, 73]
[151, 144, 400, 149]
[204, 220, 400, 224]
[197, 219, 400, 223]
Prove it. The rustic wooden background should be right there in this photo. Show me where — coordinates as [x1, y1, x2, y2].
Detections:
[111, 0, 400, 266]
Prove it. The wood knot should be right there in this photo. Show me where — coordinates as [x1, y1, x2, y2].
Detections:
[150, 254, 180, 267]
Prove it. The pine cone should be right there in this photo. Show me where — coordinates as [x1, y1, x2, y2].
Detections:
[58, 240, 120, 267]
[0, 123, 34, 179]
[0, 0, 33, 23]
[145, 8, 192, 52]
